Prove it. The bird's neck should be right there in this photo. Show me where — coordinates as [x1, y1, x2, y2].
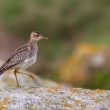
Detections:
[28, 40, 38, 54]
[29, 39, 37, 44]
[29, 40, 38, 47]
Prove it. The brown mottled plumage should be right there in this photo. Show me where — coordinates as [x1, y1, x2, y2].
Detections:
[0, 32, 49, 87]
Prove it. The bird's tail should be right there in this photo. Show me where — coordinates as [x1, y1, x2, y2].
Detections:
[0, 68, 4, 75]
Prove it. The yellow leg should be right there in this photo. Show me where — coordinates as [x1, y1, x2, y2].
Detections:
[17, 71, 38, 83]
[14, 69, 20, 88]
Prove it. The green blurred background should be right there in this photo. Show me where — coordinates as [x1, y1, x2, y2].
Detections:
[0, 0, 110, 89]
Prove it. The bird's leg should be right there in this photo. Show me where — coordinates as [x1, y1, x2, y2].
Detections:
[14, 69, 21, 88]
[17, 71, 38, 83]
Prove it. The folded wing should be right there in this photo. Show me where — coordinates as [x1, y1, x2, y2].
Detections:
[0, 43, 30, 72]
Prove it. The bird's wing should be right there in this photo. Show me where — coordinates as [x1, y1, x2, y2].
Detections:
[0, 43, 30, 71]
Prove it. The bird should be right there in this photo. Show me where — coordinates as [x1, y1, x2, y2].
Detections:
[0, 31, 49, 87]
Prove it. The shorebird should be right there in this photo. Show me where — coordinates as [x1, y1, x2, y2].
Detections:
[0, 31, 49, 87]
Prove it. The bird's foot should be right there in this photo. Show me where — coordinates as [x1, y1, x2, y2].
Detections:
[28, 74, 38, 83]
[16, 85, 21, 88]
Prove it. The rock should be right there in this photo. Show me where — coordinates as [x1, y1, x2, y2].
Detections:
[0, 87, 109, 110]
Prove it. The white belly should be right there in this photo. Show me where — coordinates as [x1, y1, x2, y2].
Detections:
[19, 54, 37, 69]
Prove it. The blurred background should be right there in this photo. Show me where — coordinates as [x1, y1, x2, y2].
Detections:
[0, 0, 110, 89]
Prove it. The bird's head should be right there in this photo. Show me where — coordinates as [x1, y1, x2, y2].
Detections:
[30, 31, 49, 41]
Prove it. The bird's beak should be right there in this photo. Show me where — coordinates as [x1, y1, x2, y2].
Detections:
[42, 36, 51, 40]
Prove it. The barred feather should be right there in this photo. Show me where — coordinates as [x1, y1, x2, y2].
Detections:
[0, 69, 3, 75]
[0, 41, 38, 73]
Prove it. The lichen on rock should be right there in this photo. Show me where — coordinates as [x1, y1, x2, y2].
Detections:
[0, 87, 109, 110]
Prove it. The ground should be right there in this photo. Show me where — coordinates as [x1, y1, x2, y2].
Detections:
[0, 87, 109, 110]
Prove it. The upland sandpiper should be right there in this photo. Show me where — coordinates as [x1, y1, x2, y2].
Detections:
[0, 31, 49, 87]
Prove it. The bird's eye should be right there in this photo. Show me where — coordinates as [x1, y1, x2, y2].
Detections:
[37, 34, 39, 37]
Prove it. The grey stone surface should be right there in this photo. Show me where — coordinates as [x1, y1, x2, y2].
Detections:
[0, 87, 109, 110]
